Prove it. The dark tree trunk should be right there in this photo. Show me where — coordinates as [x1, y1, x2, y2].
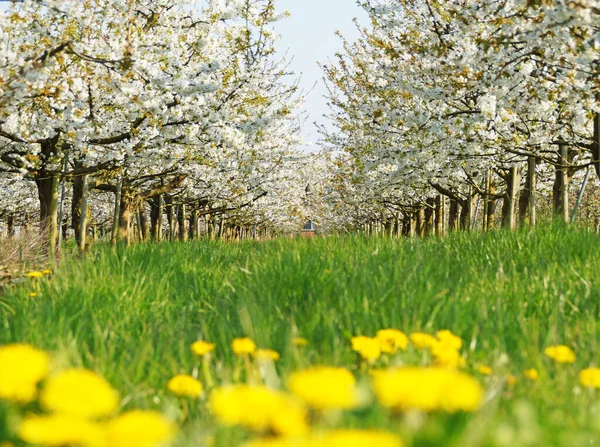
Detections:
[178, 204, 187, 242]
[424, 198, 435, 236]
[139, 203, 149, 241]
[150, 195, 163, 242]
[448, 199, 459, 232]
[7, 213, 14, 238]
[459, 201, 470, 230]
[72, 172, 84, 245]
[502, 166, 520, 230]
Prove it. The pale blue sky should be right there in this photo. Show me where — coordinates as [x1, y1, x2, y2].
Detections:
[274, 0, 367, 148]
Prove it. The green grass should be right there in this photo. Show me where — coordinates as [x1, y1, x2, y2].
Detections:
[2, 224, 600, 446]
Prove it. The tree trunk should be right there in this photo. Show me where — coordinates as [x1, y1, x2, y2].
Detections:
[78, 174, 89, 252]
[486, 179, 497, 232]
[518, 155, 537, 227]
[591, 100, 600, 180]
[425, 198, 435, 236]
[553, 146, 573, 223]
[178, 204, 187, 242]
[111, 178, 122, 247]
[459, 197, 472, 231]
[502, 166, 520, 230]
[416, 207, 425, 238]
[189, 209, 198, 240]
[448, 199, 459, 232]
[150, 195, 163, 242]
[118, 191, 134, 244]
[402, 215, 410, 237]
[435, 196, 443, 236]
[35, 173, 59, 254]
[6, 213, 14, 238]
[165, 196, 174, 240]
[560, 144, 569, 224]
[139, 203, 149, 241]
[72, 171, 84, 245]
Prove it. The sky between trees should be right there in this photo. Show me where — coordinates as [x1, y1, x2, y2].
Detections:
[275, 0, 367, 150]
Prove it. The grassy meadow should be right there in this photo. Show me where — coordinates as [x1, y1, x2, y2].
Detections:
[2, 224, 600, 446]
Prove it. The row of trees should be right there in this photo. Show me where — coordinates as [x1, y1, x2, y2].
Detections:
[321, 0, 600, 234]
[0, 0, 335, 251]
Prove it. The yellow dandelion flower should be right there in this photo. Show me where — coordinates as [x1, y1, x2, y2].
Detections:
[232, 337, 257, 355]
[42, 269, 52, 275]
[410, 332, 437, 350]
[580, 368, 600, 388]
[241, 439, 301, 447]
[254, 349, 280, 361]
[372, 367, 483, 413]
[29, 292, 37, 298]
[436, 330, 463, 350]
[0, 343, 50, 403]
[105, 410, 176, 447]
[288, 366, 357, 410]
[270, 402, 309, 437]
[40, 368, 119, 418]
[506, 374, 517, 386]
[376, 329, 408, 354]
[18, 414, 102, 447]
[318, 429, 403, 447]
[544, 345, 576, 363]
[26, 271, 44, 279]
[191, 340, 216, 356]
[210, 385, 308, 436]
[478, 366, 492, 376]
[351, 336, 381, 362]
[431, 343, 465, 369]
[292, 337, 309, 347]
[524, 369, 539, 381]
[241, 430, 403, 447]
[167, 374, 203, 397]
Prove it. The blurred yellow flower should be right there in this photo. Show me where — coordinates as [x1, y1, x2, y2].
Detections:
[505, 374, 517, 386]
[580, 368, 600, 388]
[372, 367, 483, 412]
[242, 439, 301, 447]
[232, 337, 257, 355]
[477, 366, 492, 376]
[241, 429, 402, 447]
[410, 332, 437, 350]
[167, 374, 203, 397]
[292, 337, 309, 347]
[254, 349, 280, 361]
[18, 414, 102, 447]
[524, 369, 539, 381]
[29, 292, 37, 298]
[436, 330, 463, 350]
[376, 329, 408, 354]
[544, 345, 576, 363]
[105, 410, 176, 447]
[26, 271, 44, 279]
[288, 366, 357, 410]
[40, 368, 119, 418]
[318, 429, 403, 447]
[42, 269, 52, 275]
[210, 385, 308, 436]
[351, 336, 381, 362]
[191, 340, 216, 356]
[431, 343, 465, 369]
[0, 343, 50, 403]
